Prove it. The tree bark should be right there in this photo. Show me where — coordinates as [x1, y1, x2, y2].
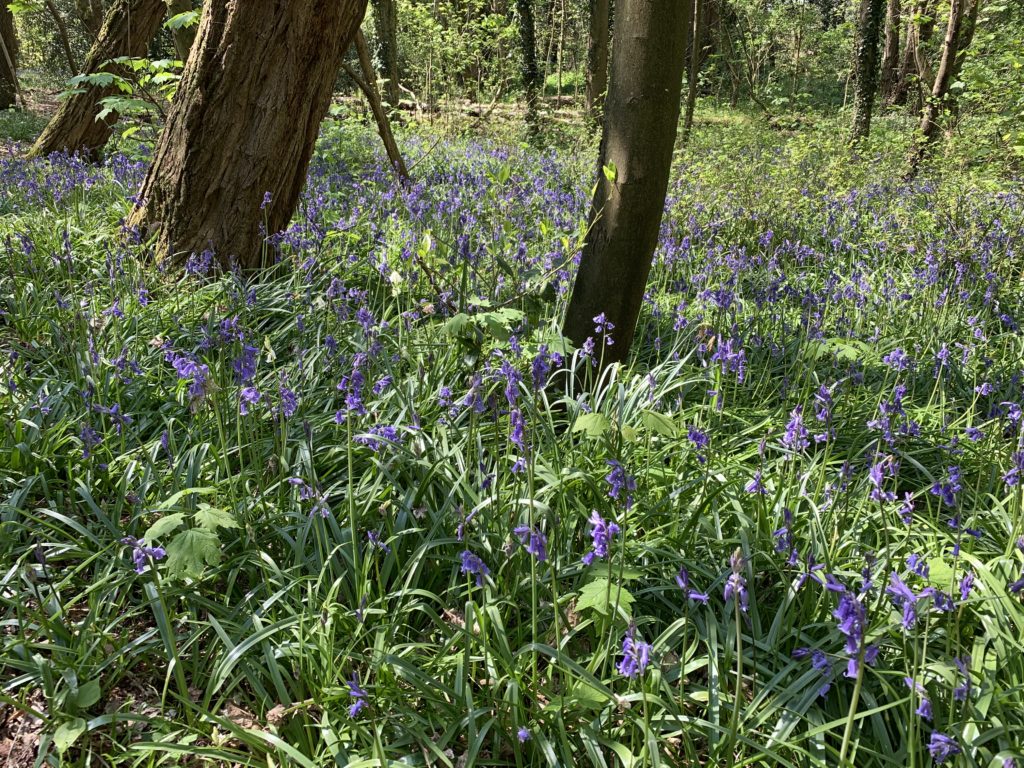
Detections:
[127, 0, 369, 271]
[167, 0, 197, 62]
[907, 0, 980, 172]
[0, 2, 18, 110]
[516, 0, 541, 134]
[371, 0, 400, 106]
[879, 0, 900, 101]
[348, 29, 409, 183]
[851, 0, 886, 140]
[562, 0, 689, 366]
[584, 0, 610, 122]
[45, 0, 78, 73]
[29, 0, 167, 158]
[681, 0, 703, 143]
[75, 0, 104, 38]
[890, 0, 934, 106]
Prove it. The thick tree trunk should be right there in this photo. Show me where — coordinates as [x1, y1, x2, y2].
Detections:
[29, 0, 166, 158]
[879, 0, 900, 101]
[127, 0, 369, 271]
[0, 3, 18, 110]
[45, 0, 78, 73]
[371, 0, 400, 106]
[908, 0, 980, 172]
[167, 0, 197, 62]
[851, 0, 886, 140]
[681, 0, 703, 143]
[584, 0, 610, 121]
[563, 0, 689, 366]
[890, 0, 934, 106]
[516, 0, 541, 134]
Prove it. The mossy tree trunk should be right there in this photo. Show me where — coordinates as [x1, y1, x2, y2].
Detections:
[371, 0, 400, 106]
[516, 0, 541, 134]
[879, 0, 900, 102]
[584, 0, 610, 122]
[851, 0, 886, 140]
[563, 0, 689, 365]
[127, 0, 369, 271]
[0, 2, 18, 110]
[29, 0, 167, 158]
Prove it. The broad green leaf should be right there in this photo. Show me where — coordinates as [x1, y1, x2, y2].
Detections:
[194, 504, 238, 533]
[73, 679, 101, 709]
[572, 413, 610, 439]
[165, 529, 221, 578]
[145, 512, 186, 541]
[575, 577, 634, 617]
[640, 410, 677, 437]
[53, 718, 87, 754]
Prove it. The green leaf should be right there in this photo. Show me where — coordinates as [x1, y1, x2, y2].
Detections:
[571, 413, 610, 439]
[640, 410, 677, 437]
[575, 577, 634, 617]
[165, 529, 221, 578]
[72, 679, 101, 709]
[144, 513, 186, 541]
[602, 162, 617, 184]
[53, 718, 87, 754]
[194, 504, 238, 533]
[165, 10, 200, 30]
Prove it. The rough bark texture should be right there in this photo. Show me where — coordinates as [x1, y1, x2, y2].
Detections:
[584, 0, 609, 121]
[128, 0, 369, 271]
[851, 0, 886, 140]
[563, 0, 689, 365]
[167, 0, 197, 62]
[681, 0, 703, 143]
[908, 0, 979, 173]
[30, 0, 166, 158]
[0, 3, 18, 110]
[76, 0, 105, 37]
[371, 0, 400, 105]
[879, 0, 900, 101]
[516, 0, 541, 133]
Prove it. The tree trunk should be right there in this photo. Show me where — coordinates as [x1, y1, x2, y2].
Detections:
[29, 0, 166, 158]
[562, 0, 689, 366]
[75, 0, 104, 37]
[0, 2, 18, 110]
[851, 0, 886, 140]
[371, 0, 400, 106]
[907, 0, 980, 172]
[348, 29, 409, 183]
[167, 0, 197, 62]
[127, 0, 369, 271]
[879, 0, 900, 101]
[45, 0, 78, 73]
[516, 0, 541, 133]
[681, 0, 703, 143]
[584, 0, 610, 121]
[890, 0, 934, 106]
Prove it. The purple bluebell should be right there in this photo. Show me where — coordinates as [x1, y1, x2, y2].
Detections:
[604, 460, 636, 509]
[513, 525, 548, 562]
[782, 406, 809, 452]
[517, 727, 530, 743]
[617, 623, 652, 678]
[928, 732, 960, 763]
[460, 550, 490, 587]
[745, 469, 767, 494]
[724, 549, 749, 613]
[582, 510, 620, 565]
[347, 673, 368, 718]
[121, 537, 166, 574]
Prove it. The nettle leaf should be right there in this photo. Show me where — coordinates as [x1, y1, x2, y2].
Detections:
[575, 577, 634, 618]
[145, 512, 186, 542]
[572, 412, 610, 439]
[194, 504, 238, 533]
[165, 529, 221, 578]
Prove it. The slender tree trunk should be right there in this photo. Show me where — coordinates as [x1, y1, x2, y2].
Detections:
[563, 0, 689, 366]
[584, 0, 610, 121]
[516, 0, 541, 133]
[890, 0, 934, 106]
[879, 0, 900, 101]
[167, 0, 197, 62]
[45, 0, 78, 73]
[0, 2, 19, 110]
[681, 0, 704, 143]
[127, 0, 369, 271]
[30, 0, 167, 158]
[371, 0, 400, 106]
[349, 30, 409, 182]
[908, 0, 967, 173]
[851, 0, 886, 140]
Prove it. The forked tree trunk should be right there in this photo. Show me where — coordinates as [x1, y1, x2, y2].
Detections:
[516, 0, 541, 134]
[851, 0, 886, 140]
[127, 0, 369, 271]
[167, 0, 197, 62]
[681, 0, 703, 143]
[563, 0, 689, 365]
[371, 0, 400, 106]
[0, 2, 18, 110]
[908, 0, 980, 173]
[879, 0, 900, 101]
[890, 0, 934, 106]
[584, 0, 610, 122]
[29, 0, 167, 158]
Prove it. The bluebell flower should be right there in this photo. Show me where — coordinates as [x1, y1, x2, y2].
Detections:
[1003, 451, 1024, 487]
[676, 567, 710, 603]
[460, 550, 490, 587]
[347, 673, 368, 718]
[517, 727, 530, 743]
[928, 732, 960, 763]
[724, 549, 749, 613]
[745, 469, 767, 494]
[953, 656, 971, 701]
[582, 510, 620, 565]
[604, 460, 636, 509]
[905, 677, 932, 720]
[930, 466, 962, 507]
[513, 525, 548, 562]
[121, 537, 166, 574]
[617, 623, 652, 678]
[239, 386, 261, 415]
[782, 406, 809, 452]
